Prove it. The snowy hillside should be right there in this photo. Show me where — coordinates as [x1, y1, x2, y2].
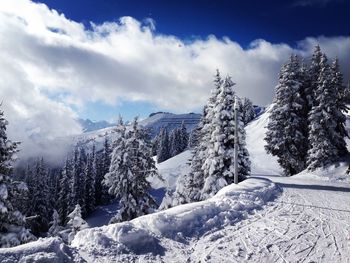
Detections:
[246, 104, 281, 175]
[2, 106, 350, 262]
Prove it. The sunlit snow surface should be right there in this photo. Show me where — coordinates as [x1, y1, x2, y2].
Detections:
[2, 107, 350, 262]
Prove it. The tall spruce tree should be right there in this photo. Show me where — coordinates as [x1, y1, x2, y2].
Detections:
[31, 158, 51, 233]
[171, 70, 224, 204]
[84, 151, 96, 215]
[169, 128, 182, 157]
[179, 121, 189, 151]
[201, 76, 250, 198]
[330, 58, 348, 156]
[71, 146, 87, 215]
[265, 55, 308, 175]
[157, 128, 171, 163]
[104, 117, 159, 223]
[58, 158, 72, 224]
[0, 107, 35, 247]
[307, 53, 343, 169]
[306, 45, 323, 110]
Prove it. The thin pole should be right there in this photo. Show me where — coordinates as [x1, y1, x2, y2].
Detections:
[234, 96, 239, 184]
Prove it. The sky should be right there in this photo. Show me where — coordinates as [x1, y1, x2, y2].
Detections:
[0, 0, 350, 159]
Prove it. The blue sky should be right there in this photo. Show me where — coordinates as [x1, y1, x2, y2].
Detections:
[36, 0, 350, 46]
[27, 0, 350, 122]
[1, 0, 350, 143]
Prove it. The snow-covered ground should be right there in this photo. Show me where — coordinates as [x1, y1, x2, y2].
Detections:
[2, 107, 350, 262]
[0, 237, 85, 263]
[190, 173, 350, 262]
[71, 177, 280, 262]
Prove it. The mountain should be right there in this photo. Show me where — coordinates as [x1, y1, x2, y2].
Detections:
[78, 119, 114, 133]
[139, 112, 201, 138]
[72, 112, 202, 150]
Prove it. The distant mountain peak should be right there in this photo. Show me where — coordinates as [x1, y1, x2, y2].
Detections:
[78, 118, 114, 133]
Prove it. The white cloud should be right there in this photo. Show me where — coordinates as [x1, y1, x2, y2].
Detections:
[0, 0, 350, 161]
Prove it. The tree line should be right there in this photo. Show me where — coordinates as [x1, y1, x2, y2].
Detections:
[265, 45, 348, 175]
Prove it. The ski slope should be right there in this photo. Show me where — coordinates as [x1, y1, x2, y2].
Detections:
[190, 174, 350, 262]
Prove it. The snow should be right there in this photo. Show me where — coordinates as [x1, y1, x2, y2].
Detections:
[2, 106, 350, 262]
[189, 174, 350, 262]
[246, 104, 281, 175]
[71, 177, 280, 262]
[0, 237, 85, 263]
[149, 150, 192, 190]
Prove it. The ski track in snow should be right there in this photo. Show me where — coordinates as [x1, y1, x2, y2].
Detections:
[188, 176, 350, 263]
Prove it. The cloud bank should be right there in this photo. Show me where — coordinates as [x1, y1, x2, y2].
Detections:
[0, 0, 350, 161]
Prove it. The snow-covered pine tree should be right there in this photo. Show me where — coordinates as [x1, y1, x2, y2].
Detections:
[71, 146, 87, 216]
[330, 58, 348, 156]
[306, 45, 323, 110]
[48, 209, 63, 237]
[31, 158, 51, 233]
[157, 128, 171, 163]
[169, 128, 182, 157]
[307, 53, 343, 170]
[171, 70, 223, 205]
[188, 125, 200, 149]
[0, 107, 35, 247]
[240, 97, 256, 125]
[84, 151, 96, 215]
[95, 137, 112, 205]
[265, 55, 308, 175]
[179, 121, 189, 151]
[151, 134, 160, 156]
[104, 117, 159, 222]
[58, 158, 72, 224]
[201, 76, 250, 198]
[66, 204, 88, 243]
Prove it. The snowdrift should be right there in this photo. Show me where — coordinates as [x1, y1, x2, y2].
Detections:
[71, 177, 280, 260]
[294, 161, 350, 183]
[0, 237, 85, 263]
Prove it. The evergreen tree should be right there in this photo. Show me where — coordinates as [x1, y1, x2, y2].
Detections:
[31, 158, 51, 233]
[172, 70, 223, 204]
[104, 117, 159, 223]
[84, 149, 96, 215]
[66, 204, 88, 243]
[0, 107, 35, 247]
[265, 55, 308, 175]
[48, 209, 63, 237]
[95, 137, 111, 205]
[330, 58, 348, 156]
[58, 158, 72, 224]
[240, 97, 256, 125]
[169, 128, 182, 157]
[71, 146, 87, 216]
[157, 128, 171, 163]
[188, 126, 200, 149]
[306, 45, 323, 110]
[202, 76, 250, 198]
[179, 121, 189, 151]
[307, 53, 343, 169]
[172, 70, 250, 204]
